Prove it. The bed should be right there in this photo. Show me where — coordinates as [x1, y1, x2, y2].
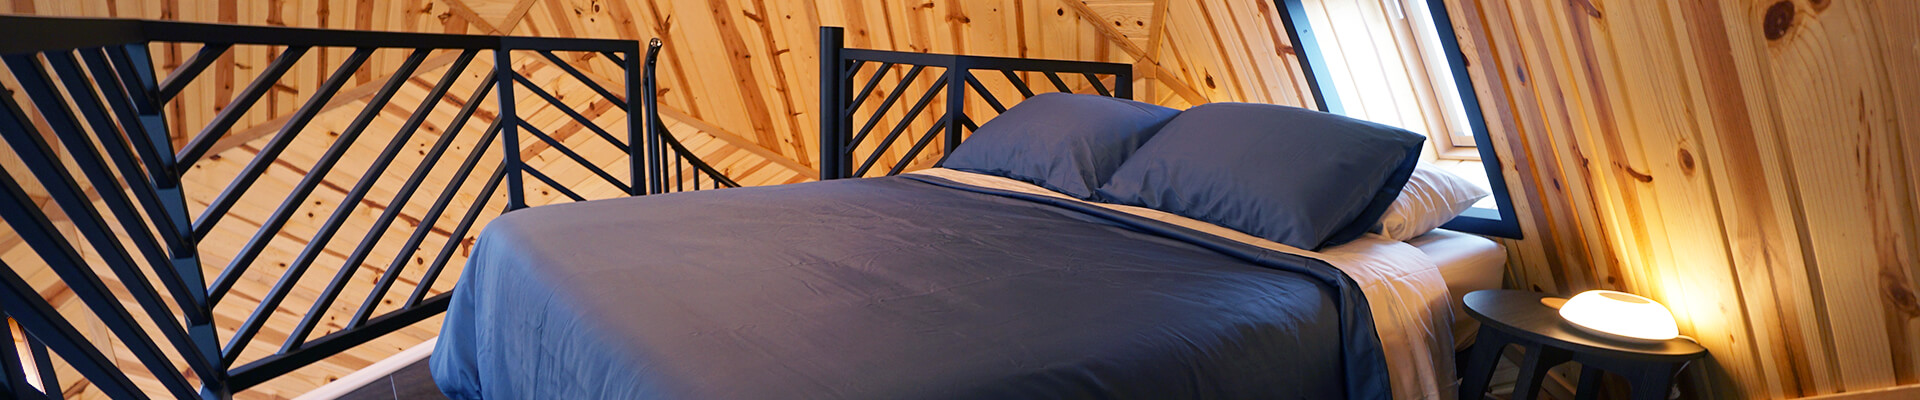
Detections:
[432, 167, 1507, 400]
[432, 27, 1507, 400]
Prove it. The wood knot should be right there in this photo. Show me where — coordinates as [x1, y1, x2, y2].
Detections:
[1763, 1, 1795, 41]
[1678, 148, 1697, 174]
[1204, 75, 1216, 89]
[1884, 270, 1920, 316]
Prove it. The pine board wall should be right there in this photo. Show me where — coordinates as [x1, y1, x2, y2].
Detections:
[2, 0, 1916, 399]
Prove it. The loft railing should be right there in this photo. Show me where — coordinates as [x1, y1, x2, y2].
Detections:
[0, 16, 731, 399]
[815, 26, 1133, 180]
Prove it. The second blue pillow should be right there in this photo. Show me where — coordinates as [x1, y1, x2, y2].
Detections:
[1096, 102, 1426, 250]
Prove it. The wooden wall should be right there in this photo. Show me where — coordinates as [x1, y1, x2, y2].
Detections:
[0, 0, 1311, 398]
[1446, 0, 1920, 398]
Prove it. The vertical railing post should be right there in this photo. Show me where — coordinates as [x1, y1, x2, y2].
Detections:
[943, 59, 967, 154]
[818, 27, 847, 181]
[625, 41, 647, 196]
[496, 47, 526, 210]
[1114, 68, 1134, 100]
[642, 39, 666, 195]
[114, 43, 229, 399]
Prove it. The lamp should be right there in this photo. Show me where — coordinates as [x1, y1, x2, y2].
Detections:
[1556, 290, 1679, 343]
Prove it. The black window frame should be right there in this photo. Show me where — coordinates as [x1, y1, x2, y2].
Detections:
[1276, 0, 1523, 239]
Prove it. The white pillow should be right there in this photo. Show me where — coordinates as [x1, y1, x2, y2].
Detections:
[1377, 163, 1491, 241]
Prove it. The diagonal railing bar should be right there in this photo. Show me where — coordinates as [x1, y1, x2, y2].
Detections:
[1, 57, 221, 385]
[104, 45, 160, 114]
[0, 264, 146, 400]
[38, 53, 205, 317]
[1080, 72, 1112, 97]
[219, 49, 428, 366]
[846, 65, 928, 153]
[599, 50, 624, 65]
[524, 166, 588, 202]
[155, 43, 230, 103]
[537, 50, 624, 109]
[844, 60, 864, 80]
[508, 72, 629, 153]
[853, 76, 948, 177]
[887, 117, 948, 176]
[173, 46, 309, 169]
[279, 49, 477, 351]
[346, 83, 499, 328]
[197, 48, 372, 305]
[844, 62, 893, 114]
[407, 168, 509, 306]
[963, 75, 1009, 114]
[520, 120, 632, 193]
[1041, 71, 1073, 93]
[1000, 69, 1037, 98]
[356, 126, 501, 322]
[81, 49, 172, 185]
[189, 46, 356, 244]
[69, 51, 190, 255]
[0, 156, 197, 399]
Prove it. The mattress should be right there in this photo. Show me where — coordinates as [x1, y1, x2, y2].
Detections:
[1406, 229, 1507, 350]
[434, 171, 1397, 399]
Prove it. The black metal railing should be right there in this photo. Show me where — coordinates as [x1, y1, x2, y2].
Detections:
[0, 16, 731, 399]
[815, 26, 1134, 180]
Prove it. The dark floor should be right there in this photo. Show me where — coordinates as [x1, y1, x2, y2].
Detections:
[336, 358, 449, 400]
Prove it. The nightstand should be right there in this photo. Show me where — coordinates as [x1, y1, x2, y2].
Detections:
[1459, 290, 1707, 400]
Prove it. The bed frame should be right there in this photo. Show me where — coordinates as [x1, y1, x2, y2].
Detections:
[815, 27, 1134, 180]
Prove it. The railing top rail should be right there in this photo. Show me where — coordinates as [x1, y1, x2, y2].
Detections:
[0, 15, 637, 55]
[840, 48, 1131, 75]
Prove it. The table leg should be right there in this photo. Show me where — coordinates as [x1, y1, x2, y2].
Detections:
[1458, 326, 1508, 400]
[1510, 343, 1572, 400]
[1573, 364, 1603, 400]
[1628, 364, 1677, 400]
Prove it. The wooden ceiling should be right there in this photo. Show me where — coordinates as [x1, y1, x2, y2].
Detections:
[0, 0, 1312, 398]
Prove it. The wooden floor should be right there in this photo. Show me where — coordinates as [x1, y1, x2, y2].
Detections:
[336, 359, 448, 400]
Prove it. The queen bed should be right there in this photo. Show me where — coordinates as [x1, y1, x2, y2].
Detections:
[431, 28, 1507, 400]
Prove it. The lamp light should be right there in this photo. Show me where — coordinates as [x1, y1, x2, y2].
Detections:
[1556, 290, 1679, 343]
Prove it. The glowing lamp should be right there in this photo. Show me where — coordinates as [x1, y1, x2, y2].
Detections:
[1556, 290, 1679, 343]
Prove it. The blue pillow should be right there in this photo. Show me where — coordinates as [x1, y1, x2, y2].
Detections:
[942, 93, 1181, 199]
[1096, 103, 1425, 250]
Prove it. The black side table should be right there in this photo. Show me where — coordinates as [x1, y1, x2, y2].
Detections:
[1459, 290, 1707, 400]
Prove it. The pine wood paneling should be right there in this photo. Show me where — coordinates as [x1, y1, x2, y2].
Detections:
[1456, 0, 1920, 398]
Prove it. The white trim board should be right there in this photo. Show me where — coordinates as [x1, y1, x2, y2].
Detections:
[294, 337, 438, 400]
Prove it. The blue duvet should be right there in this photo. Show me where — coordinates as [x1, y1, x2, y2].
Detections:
[432, 175, 1388, 399]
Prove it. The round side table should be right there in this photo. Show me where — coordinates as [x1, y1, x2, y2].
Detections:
[1459, 290, 1707, 400]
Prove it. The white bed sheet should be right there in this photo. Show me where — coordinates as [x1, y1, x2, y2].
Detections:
[909, 168, 1459, 400]
[1407, 229, 1507, 351]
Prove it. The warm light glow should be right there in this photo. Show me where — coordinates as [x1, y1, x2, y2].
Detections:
[1558, 290, 1679, 343]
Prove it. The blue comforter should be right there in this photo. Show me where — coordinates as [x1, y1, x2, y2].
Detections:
[433, 175, 1388, 399]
